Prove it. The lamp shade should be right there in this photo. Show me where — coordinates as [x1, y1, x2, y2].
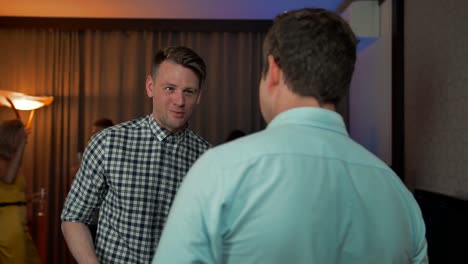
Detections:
[0, 90, 54, 110]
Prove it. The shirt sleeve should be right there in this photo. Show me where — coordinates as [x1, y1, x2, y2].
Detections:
[408, 191, 429, 264]
[412, 239, 428, 264]
[152, 149, 226, 264]
[412, 213, 429, 263]
[60, 132, 108, 224]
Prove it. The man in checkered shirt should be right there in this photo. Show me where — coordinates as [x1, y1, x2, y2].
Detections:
[61, 46, 211, 264]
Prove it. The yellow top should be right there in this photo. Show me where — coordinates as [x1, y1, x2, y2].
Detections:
[0, 172, 26, 203]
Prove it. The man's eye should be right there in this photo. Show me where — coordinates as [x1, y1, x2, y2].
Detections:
[184, 90, 195, 95]
[164, 87, 174, 91]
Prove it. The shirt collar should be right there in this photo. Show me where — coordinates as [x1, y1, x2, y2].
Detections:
[267, 107, 348, 136]
[145, 115, 188, 142]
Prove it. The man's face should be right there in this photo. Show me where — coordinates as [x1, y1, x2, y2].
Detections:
[146, 60, 201, 133]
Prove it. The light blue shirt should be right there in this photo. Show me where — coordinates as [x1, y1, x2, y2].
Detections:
[153, 107, 428, 264]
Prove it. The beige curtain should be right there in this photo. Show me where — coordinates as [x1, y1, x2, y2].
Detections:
[0, 28, 80, 263]
[0, 26, 265, 264]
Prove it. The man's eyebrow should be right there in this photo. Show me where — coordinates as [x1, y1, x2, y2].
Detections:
[161, 82, 176, 86]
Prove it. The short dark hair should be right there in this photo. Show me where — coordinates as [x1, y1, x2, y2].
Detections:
[93, 118, 114, 128]
[151, 46, 207, 89]
[0, 119, 25, 160]
[225, 129, 246, 142]
[262, 8, 357, 105]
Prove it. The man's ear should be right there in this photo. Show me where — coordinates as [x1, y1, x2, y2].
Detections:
[146, 75, 154, 98]
[267, 55, 281, 88]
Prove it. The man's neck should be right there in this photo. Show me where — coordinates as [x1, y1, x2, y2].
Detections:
[275, 91, 336, 114]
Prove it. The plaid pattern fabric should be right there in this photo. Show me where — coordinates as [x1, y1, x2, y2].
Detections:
[61, 115, 211, 263]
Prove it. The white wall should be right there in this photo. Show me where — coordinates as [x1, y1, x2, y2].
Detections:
[405, 0, 468, 199]
[349, 0, 392, 165]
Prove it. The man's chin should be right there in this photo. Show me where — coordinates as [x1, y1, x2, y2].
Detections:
[168, 120, 187, 132]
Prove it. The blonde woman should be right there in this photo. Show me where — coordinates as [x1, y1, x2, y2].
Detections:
[0, 119, 40, 264]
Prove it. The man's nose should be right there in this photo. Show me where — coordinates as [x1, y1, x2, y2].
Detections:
[173, 90, 185, 106]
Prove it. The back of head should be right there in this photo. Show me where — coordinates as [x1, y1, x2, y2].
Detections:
[225, 129, 247, 142]
[152, 46, 207, 89]
[0, 119, 25, 160]
[262, 8, 357, 105]
[92, 118, 114, 134]
[93, 118, 114, 128]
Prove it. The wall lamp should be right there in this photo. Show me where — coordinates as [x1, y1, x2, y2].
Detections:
[0, 90, 54, 129]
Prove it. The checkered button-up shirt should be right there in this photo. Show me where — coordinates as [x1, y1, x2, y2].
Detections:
[61, 115, 211, 263]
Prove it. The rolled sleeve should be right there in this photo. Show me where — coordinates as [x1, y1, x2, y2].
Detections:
[61, 132, 108, 224]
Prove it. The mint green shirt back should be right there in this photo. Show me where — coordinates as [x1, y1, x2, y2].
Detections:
[153, 107, 428, 264]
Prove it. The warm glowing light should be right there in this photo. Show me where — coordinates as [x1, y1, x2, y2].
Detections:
[5, 98, 45, 110]
[0, 90, 53, 110]
[0, 90, 54, 129]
